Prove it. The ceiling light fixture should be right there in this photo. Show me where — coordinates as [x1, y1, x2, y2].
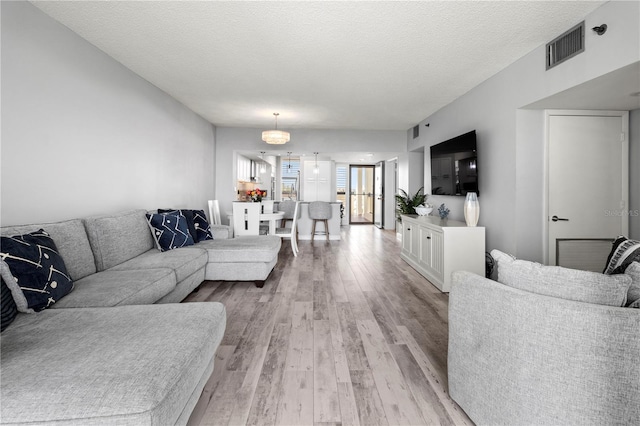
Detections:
[259, 151, 266, 174]
[262, 113, 290, 145]
[287, 152, 292, 169]
[313, 152, 319, 174]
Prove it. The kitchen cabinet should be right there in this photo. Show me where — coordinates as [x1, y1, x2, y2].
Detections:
[303, 160, 335, 202]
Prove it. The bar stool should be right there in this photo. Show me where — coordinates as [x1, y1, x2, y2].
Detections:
[309, 201, 331, 242]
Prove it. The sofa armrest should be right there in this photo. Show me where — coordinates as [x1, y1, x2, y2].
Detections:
[210, 225, 230, 240]
[448, 271, 640, 426]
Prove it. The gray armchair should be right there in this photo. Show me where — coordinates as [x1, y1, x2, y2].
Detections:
[448, 271, 640, 425]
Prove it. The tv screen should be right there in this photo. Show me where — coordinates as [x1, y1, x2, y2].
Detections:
[430, 130, 478, 196]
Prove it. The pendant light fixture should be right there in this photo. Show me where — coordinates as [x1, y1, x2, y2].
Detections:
[262, 113, 290, 145]
[287, 152, 292, 169]
[259, 151, 266, 174]
[313, 152, 319, 174]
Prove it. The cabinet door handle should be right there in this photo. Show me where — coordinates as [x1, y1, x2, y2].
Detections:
[426, 236, 431, 239]
[406, 227, 411, 231]
[551, 215, 569, 222]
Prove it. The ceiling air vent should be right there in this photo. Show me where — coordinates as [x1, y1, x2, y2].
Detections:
[413, 125, 420, 139]
[546, 21, 584, 70]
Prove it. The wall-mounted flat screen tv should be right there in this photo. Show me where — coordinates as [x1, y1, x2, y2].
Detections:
[430, 130, 478, 196]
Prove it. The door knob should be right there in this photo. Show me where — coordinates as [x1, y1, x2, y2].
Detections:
[551, 215, 569, 222]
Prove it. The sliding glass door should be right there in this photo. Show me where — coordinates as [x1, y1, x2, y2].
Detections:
[349, 165, 374, 224]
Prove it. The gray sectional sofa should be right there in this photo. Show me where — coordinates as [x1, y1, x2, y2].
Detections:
[1, 209, 281, 425]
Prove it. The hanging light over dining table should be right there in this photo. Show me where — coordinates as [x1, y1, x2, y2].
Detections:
[262, 112, 290, 145]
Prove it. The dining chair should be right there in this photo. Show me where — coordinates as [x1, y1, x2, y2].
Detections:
[208, 200, 221, 225]
[232, 202, 262, 236]
[309, 201, 331, 242]
[261, 200, 274, 214]
[278, 200, 296, 228]
[274, 201, 300, 256]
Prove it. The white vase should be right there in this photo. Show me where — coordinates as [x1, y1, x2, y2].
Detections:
[464, 192, 480, 227]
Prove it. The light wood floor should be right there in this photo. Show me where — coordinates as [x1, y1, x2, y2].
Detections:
[184, 225, 473, 426]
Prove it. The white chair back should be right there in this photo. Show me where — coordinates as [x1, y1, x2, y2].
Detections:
[208, 200, 221, 225]
[275, 201, 301, 256]
[261, 200, 274, 214]
[232, 202, 262, 236]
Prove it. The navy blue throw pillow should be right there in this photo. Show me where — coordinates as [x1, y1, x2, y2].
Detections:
[0, 229, 74, 312]
[146, 212, 195, 251]
[158, 209, 198, 242]
[1, 278, 18, 331]
[192, 210, 214, 242]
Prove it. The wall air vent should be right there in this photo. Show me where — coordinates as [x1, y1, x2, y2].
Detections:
[413, 125, 420, 139]
[546, 21, 584, 70]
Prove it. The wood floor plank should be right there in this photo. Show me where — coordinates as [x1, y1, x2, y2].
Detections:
[350, 369, 389, 426]
[285, 301, 314, 371]
[313, 320, 341, 424]
[335, 302, 371, 371]
[275, 371, 314, 426]
[337, 381, 361, 426]
[396, 326, 474, 426]
[187, 345, 236, 426]
[357, 320, 425, 425]
[246, 323, 291, 426]
[389, 343, 454, 426]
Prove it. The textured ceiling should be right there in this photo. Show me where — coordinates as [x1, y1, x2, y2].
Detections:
[32, 1, 605, 131]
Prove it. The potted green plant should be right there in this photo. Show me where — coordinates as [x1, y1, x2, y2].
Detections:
[395, 187, 428, 219]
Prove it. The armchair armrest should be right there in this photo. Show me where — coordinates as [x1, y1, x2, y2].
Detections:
[448, 271, 640, 425]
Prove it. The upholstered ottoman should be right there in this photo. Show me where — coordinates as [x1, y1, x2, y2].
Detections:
[195, 236, 281, 287]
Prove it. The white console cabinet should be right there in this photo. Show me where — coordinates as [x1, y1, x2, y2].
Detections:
[400, 215, 485, 292]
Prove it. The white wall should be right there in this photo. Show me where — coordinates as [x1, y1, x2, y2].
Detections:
[630, 109, 640, 240]
[410, 1, 640, 260]
[214, 127, 405, 224]
[1, 1, 215, 226]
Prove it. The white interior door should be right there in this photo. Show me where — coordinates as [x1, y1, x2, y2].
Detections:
[547, 111, 629, 270]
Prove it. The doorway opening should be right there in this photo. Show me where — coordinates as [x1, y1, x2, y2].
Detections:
[350, 165, 375, 224]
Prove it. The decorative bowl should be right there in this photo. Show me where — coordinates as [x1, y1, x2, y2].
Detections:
[415, 206, 433, 216]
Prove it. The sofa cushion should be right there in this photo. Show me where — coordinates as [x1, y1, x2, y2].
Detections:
[1, 219, 96, 281]
[84, 209, 154, 271]
[1, 278, 18, 331]
[146, 212, 195, 251]
[0, 230, 74, 312]
[604, 236, 640, 274]
[0, 303, 226, 425]
[109, 247, 207, 282]
[197, 235, 281, 263]
[491, 249, 631, 307]
[51, 269, 175, 308]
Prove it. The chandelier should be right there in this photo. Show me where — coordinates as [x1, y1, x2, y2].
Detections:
[262, 112, 290, 145]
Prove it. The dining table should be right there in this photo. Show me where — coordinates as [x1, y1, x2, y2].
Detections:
[227, 210, 284, 236]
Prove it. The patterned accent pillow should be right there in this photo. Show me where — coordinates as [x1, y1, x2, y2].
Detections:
[0, 229, 74, 312]
[1, 278, 18, 331]
[146, 212, 195, 252]
[192, 210, 214, 242]
[491, 249, 631, 307]
[158, 209, 197, 242]
[603, 236, 640, 275]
